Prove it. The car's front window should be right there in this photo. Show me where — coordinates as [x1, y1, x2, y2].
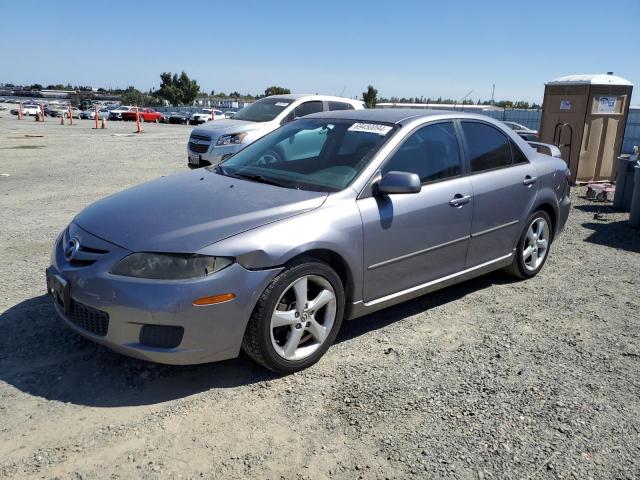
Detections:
[232, 97, 292, 123]
[216, 118, 396, 192]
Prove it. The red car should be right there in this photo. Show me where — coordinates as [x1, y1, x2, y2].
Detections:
[120, 108, 163, 123]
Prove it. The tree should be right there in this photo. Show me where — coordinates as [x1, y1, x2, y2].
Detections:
[264, 86, 290, 97]
[157, 71, 200, 105]
[229, 91, 241, 98]
[119, 86, 163, 107]
[362, 85, 378, 108]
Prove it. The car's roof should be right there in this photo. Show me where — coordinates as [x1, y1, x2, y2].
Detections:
[305, 108, 500, 125]
[265, 94, 363, 105]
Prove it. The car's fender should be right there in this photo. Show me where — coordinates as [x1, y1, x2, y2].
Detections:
[526, 153, 566, 235]
[198, 192, 365, 302]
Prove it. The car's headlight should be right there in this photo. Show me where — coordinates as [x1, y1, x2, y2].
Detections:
[216, 132, 248, 146]
[111, 253, 233, 280]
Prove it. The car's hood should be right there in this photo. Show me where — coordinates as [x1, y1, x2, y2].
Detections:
[74, 169, 327, 253]
[191, 119, 267, 139]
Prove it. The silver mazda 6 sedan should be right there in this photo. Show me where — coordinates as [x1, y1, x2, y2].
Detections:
[47, 109, 571, 373]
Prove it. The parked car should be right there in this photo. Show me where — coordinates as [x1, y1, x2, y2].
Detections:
[189, 109, 225, 125]
[65, 107, 81, 119]
[108, 106, 135, 120]
[223, 111, 236, 119]
[187, 94, 365, 168]
[10, 104, 40, 116]
[80, 108, 111, 120]
[159, 111, 173, 123]
[503, 121, 538, 134]
[502, 122, 539, 141]
[44, 105, 70, 118]
[121, 108, 163, 123]
[47, 109, 571, 373]
[169, 112, 190, 124]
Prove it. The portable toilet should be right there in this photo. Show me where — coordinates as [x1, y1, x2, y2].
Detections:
[539, 73, 633, 183]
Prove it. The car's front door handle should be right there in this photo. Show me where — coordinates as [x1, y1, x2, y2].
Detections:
[523, 175, 538, 186]
[449, 194, 472, 207]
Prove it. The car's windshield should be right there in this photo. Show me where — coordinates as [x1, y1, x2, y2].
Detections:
[232, 97, 292, 122]
[217, 118, 396, 192]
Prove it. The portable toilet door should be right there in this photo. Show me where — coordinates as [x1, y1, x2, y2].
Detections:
[539, 73, 633, 183]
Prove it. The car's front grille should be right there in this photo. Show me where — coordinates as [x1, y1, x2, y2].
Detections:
[191, 133, 211, 141]
[62, 230, 110, 267]
[188, 142, 209, 153]
[139, 325, 184, 348]
[69, 300, 109, 336]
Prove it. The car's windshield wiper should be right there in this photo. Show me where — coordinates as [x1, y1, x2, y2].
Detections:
[228, 171, 291, 188]
[214, 164, 228, 176]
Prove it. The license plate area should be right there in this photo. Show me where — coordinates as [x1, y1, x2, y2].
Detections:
[188, 154, 200, 165]
[46, 267, 71, 313]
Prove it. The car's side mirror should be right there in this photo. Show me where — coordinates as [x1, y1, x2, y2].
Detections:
[375, 171, 421, 195]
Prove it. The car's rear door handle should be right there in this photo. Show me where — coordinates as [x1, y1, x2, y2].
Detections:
[449, 194, 472, 207]
[523, 175, 538, 186]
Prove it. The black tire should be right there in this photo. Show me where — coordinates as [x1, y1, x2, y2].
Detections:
[242, 259, 345, 373]
[505, 210, 553, 279]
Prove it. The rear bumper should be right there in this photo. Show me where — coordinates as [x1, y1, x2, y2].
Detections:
[48, 224, 281, 365]
[556, 193, 571, 237]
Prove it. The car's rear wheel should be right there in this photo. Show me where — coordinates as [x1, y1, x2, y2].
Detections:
[242, 259, 345, 373]
[506, 210, 552, 279]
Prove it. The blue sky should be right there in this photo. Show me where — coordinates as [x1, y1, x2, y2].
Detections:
[1, 0, 639, 103]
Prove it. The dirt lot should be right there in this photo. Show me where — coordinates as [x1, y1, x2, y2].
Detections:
[1, 109, 639, 480]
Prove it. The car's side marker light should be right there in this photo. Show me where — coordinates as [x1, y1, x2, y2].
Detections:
[193, 293, 236, 306]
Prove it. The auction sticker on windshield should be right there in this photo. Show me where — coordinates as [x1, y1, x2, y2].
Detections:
[275, 102, 290, 107]
[348, 122, 393, 135]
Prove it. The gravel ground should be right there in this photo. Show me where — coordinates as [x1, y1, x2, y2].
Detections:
[1, 109, 639, 480]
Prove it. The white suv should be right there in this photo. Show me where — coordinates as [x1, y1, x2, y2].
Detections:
[187, 94, 365, 168]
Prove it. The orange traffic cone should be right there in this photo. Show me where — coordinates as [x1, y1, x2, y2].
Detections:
[101, 117, 107, 129]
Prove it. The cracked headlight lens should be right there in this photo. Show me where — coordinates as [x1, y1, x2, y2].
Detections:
[111, 253, 232, 280]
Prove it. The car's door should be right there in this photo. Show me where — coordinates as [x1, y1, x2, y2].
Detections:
[460, 121, 538, 267]
[357, 121, 473, 302]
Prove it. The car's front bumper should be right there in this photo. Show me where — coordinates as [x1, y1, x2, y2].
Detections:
[48, 223, 281, 365]
[187, 143, 241, 169]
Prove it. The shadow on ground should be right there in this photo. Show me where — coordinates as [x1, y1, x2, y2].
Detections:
[0, 272, 513, 408]
[575, 205, 640, 253]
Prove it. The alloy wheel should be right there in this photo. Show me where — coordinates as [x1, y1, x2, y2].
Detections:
[522, 217, 549, 272]
[270, 275, 337, 361]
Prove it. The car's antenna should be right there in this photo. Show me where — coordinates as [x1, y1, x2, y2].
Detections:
[458, 89, 474, 111]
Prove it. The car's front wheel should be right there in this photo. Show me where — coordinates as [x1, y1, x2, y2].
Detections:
[506, 210, 553, 279]
[242, 259, 345, 373]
